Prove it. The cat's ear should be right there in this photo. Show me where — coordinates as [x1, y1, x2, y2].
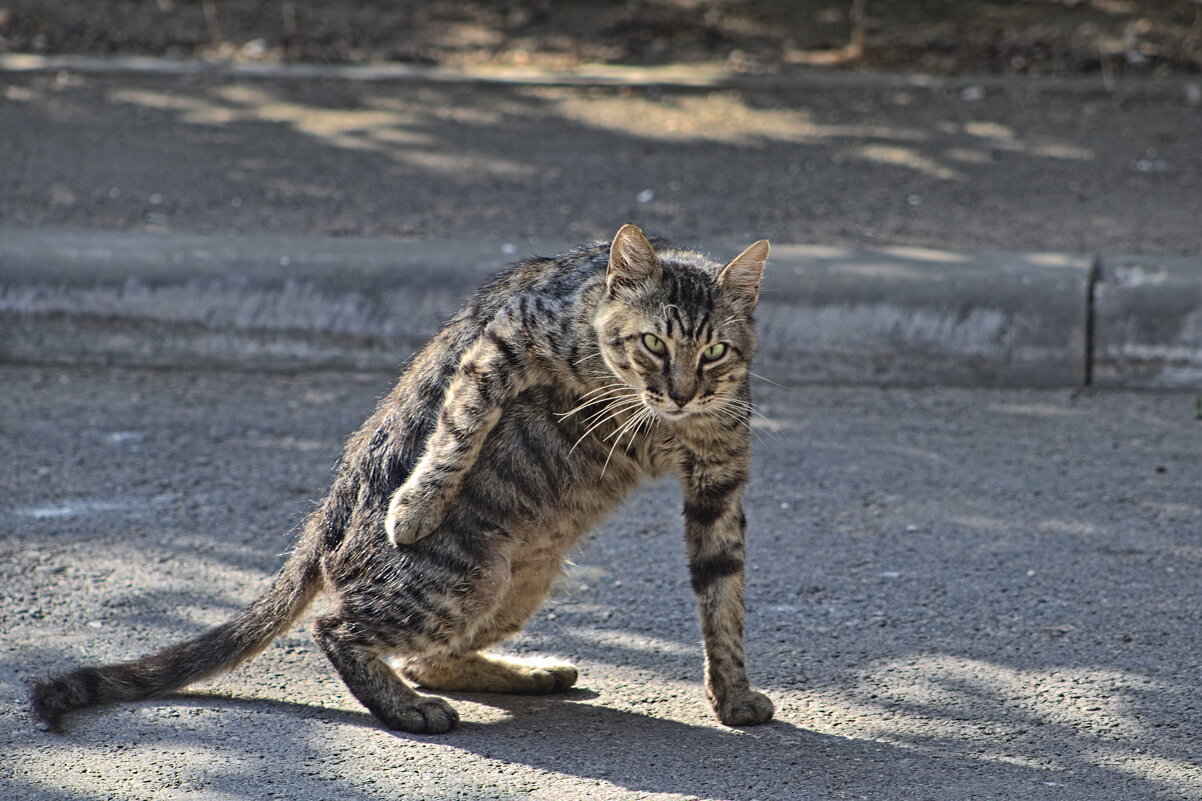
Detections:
[606, 224, 661, 295]
[718, 239, 770, 308]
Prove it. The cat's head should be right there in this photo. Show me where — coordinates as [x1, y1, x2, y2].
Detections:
[594, 224, 768, 421]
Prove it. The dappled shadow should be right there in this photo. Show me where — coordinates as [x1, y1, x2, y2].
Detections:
[440, 696, 1189, 800]
[3, 368, 1202, 798]
[0, 669, 1184, 801]
[4, 66, 1199, 253]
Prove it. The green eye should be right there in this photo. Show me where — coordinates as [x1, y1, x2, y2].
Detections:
[642, 333, 667, 354]
[702, 343, 727, 362]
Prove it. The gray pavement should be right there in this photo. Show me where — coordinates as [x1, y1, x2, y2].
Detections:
[2, 365, 1200, 800]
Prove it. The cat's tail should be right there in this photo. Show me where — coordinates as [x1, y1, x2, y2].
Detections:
[29, 518, 326, 732]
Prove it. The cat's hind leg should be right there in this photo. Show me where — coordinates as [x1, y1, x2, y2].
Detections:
[402, 652, 577, 695]
[401, 557, 577, 695]
[312, 613, 459, 733]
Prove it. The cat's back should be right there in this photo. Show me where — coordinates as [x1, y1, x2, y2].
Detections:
[462, 241, 612, 320]
[323, 243, 615, 540]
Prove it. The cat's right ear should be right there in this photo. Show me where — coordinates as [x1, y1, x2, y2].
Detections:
[606, 224, 661, 295]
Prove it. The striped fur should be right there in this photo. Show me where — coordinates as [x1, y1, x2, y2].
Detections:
[29, 224, 773, 733]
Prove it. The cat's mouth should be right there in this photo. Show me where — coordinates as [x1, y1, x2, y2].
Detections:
[641, 397, 699, 419]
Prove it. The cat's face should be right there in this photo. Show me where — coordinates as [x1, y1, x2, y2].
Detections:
[595, 225, 768, 422]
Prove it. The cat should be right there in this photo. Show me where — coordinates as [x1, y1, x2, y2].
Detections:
[29, 224, 774, 734]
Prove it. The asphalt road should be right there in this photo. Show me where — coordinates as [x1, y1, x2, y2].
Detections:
[1, 67, 1200, 254]
[2, 365, 1200, 800]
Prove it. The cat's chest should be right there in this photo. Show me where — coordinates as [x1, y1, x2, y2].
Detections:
[482, 386, 679, 545]
[500, 407, 661, 528]
[561, 411, 670, 487]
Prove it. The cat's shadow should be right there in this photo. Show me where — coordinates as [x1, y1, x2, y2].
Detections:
[167, 690, 911, 801]
[168, 689, 810, 798]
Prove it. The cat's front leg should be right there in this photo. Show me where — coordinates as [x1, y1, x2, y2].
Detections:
[385, 480, 453, 546]
[681, 465, 774, 726]
[386, 299, 545, 546]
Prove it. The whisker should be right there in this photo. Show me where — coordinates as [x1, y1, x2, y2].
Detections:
[714, 396, 774, 424]
[604, 406, 649, 443]
[578, 392, 640, 424]
[701, 396, 759, 428]
[577, 381, 628, 400]
[724, 415, 771, 449]
[557, 393, 628, 422]
[749, 371, 783, 388]
[568, 397, 644, 454]
[555, 384, 633, 420]
[705, 398, 777, 447]
[605, 401, 653, 440]
[621, 409, 652, 454]
[653, 304, 680, 328]
[581, 395, 642, 428]
[629, 407, 658, 451]
[610, 408, 649, 445]
[705, 403, 748, 428]
[714, 315, 748, 333]
[570, 383, 628, 405]
[601, 407, 649, 476]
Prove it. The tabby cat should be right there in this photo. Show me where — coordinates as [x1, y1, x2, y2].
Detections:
[30, 224, 774, 734]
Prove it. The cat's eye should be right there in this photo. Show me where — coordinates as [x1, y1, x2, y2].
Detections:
[642, 333, 667, 355]
[701, 343, 728, 362]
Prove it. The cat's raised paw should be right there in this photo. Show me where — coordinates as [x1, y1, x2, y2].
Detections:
[713, 689, 774, 727]
[385, 493, 446, 547]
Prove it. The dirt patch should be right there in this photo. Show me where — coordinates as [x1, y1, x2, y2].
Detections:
[1, 0, 1200, 77]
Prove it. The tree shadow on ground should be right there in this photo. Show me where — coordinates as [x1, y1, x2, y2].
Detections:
[1, 684, 1175, 801]
[4, 67, 1199, 253]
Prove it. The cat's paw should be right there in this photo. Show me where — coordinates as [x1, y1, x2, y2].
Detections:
[511, 661, 578, 695]
[712, 688, 774, 727]
[402, 655, 578, 695]
[385, 491, 446, 547]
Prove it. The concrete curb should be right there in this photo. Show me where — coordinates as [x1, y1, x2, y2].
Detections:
[2, 228, 1200, 389]
[1093, 254, 1202, 389]
[760, 245, 1093, 387]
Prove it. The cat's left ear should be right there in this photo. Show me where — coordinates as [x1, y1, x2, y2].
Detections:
[718, 240, 770, 308]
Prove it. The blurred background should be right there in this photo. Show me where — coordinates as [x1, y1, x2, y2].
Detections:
[3, 0, 1200, 77]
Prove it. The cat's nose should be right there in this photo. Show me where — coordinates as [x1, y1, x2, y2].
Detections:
[668, 389, 692, 408]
